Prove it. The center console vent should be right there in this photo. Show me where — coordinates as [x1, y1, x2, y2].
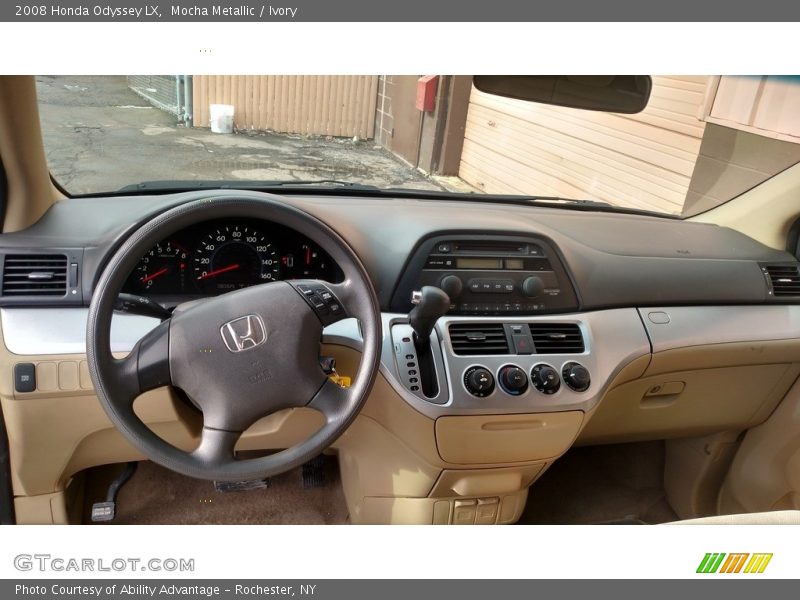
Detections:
[448, 323, 510, 355]
[762, 263, 800, 297]
[528, 323, 585, 354]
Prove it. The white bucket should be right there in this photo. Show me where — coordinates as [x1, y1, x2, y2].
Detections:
[209, 103, 234, 134]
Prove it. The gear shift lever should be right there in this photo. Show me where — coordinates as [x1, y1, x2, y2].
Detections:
[409, 286, 451, 345]
[408, 286, 451, 398]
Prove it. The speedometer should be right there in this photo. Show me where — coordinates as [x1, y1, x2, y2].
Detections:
[192, 223, 280, 294]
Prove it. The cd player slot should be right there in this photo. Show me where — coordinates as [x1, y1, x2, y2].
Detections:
[434, 240, 545, 256]
[425, 256, 552, 271]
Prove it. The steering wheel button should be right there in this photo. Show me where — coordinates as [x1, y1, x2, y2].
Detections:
[296, 284, 314, 296]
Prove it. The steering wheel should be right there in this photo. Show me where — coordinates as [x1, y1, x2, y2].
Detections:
[86, 193, 381, 481]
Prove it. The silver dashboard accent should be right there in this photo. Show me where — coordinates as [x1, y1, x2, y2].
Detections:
[0, 307, 365, 357]
[377, 309, 651, 418]
[638, 305, 800, 353]
[7, 305, 796, 419]
[389, 323, 448, 404]
[0, 308, 160, 355]
[432, 310, 649, 415]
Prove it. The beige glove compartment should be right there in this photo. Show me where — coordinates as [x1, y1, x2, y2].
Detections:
[578, 339, 800, 445]
[435, 412, 583, 464]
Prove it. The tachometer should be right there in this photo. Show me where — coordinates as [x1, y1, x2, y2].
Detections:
[192, 223, 280, 294]
[132, 241, 189, 294]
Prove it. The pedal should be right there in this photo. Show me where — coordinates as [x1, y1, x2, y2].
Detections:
[91, 501, 116, 522]
[302, 455, 333, 488]
[90, 462, 137, 523]
[213, 478, 271, 493]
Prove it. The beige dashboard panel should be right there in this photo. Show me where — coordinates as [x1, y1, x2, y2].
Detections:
[719, 376, 800, 514]
[645, 339, 800, 375]
[351, 489, 529, 525]
[13, 490, 70, 525]
[429, 464, 544, 497]
[435, 412, 583, 465]
[1, 384, 197, 497]
[578, 362, 799, 444]
[664, 430, 743, 520]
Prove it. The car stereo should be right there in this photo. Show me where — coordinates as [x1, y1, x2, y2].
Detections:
[392, 235, 579, 315]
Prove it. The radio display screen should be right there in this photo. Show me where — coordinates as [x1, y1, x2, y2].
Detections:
[504, 258, 524, 270]
[456, 258, 503, 269]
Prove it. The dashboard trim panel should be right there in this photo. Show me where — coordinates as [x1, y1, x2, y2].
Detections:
[0, 308, 160, 355]
[3, 305, 799, 422]
[375, 309, 651, 418]
[639, 306, 800, 353]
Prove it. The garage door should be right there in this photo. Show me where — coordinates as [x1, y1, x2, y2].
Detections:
[459, 76, 708, 214]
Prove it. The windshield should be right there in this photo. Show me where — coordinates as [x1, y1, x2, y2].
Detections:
[37, 75, 800, 217]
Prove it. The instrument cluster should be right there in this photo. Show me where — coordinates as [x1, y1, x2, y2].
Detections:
[122, 218, 343, 300]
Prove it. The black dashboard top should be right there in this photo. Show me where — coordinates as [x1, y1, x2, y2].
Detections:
[0, 190, 796, 311]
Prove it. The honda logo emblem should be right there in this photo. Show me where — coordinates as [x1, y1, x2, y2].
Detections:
[220, 314, 267, 352]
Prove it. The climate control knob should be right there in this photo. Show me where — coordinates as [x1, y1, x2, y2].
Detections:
[562, 362, 591, 392]
[522, 276, 545, 298]
[531, 364, 560, 394]
[498, 365, 529, 395]
[464, 366, 495, 397]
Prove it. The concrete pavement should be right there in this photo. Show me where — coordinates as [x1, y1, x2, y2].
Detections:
[36, 75, 451, 195]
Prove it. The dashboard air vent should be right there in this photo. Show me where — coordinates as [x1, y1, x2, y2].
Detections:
[2, 254, 68, 297]
[529, 323, 584, 354]
[448, 323, 510, 355]
[763, 263, 800, 297]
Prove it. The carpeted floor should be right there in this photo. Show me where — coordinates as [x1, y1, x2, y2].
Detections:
[519, 441, 678, 524]
[82, 442, 676, 525]
[82, 457, 349, 525]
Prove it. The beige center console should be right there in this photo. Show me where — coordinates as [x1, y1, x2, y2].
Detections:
[323, 309, 651, 524]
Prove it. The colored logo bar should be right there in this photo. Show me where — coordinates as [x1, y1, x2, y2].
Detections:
[697, 553, 772, 574]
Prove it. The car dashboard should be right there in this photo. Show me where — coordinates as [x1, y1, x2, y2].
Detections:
[1, 189, 800, 524]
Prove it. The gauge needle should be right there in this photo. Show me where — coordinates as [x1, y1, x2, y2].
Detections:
[140, 267, 169, 283]
[197, 264, 240, 280]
